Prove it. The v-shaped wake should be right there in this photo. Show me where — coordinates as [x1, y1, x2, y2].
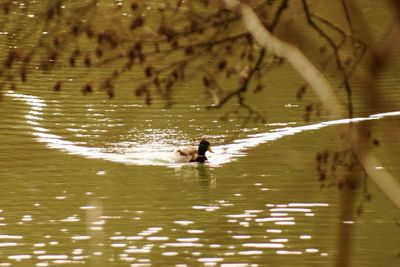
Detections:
[7, 91, 400, 168]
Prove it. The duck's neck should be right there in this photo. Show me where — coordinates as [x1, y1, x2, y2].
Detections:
[197, 146, 207, 162]
[197, 144, 207, 156]
[195, 155, 207, 162]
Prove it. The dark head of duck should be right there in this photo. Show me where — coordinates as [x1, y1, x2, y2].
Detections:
[191, 140, 212, 163]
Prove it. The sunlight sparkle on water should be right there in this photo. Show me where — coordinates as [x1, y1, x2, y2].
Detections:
[146, 236, 169, 241]
[162, 252, 178, 256]
[111, 236, 126, 240]
[267, 229, 282, 233]
[138, 227, 162, 236]
[177, 237, 199, 242]
[192, 205, 220, 212]
[61, 216, 80, 222]
[270, 208, 311, 213]
[276, 250, 303, 255]
[244, 210, 263, 214]
[124, 248, 151, 254]
[288, 203, 329, 207]
[198, 257, 224, 263]
[72, 249, 83, 255]
[71, 236, 90, 240]
[255, 217, 294, 222]
[238, 251, 263, 255]
[0, 235, 23, 240]
[232, 235, 251, 240]
[271, 238, 289, 243]
[126, 236, 144, 240]
[8, 255, 32, 261]
[111, 243, 127, 248]
[243, 243, 284, 249]
[0, 242, 17, 247]
[37, 255, 68, 260]
[174, 221, 194, 226]
[79, 205, 97, 210]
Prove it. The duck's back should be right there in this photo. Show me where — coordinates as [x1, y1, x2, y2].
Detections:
[176, 146, 197, 162]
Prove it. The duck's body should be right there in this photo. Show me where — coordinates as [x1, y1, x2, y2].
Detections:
[176, 140, 212, 163]
[176, 146, 198, 162]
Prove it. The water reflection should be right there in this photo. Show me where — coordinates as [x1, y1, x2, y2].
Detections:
[197, 164, 217, 187]
[7, 91, 400, 169]
[197, 164, 209, 180]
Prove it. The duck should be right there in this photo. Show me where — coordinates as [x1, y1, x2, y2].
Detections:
[177, 140, 213, 163]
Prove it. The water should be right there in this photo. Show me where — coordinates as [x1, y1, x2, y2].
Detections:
[1, 88, 400, 266]
[1, 1, 400, 267]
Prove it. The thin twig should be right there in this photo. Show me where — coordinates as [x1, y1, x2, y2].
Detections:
[208, 0, 289, 109]
[302, 0, 353, 118]
[221, 0, 400, 209]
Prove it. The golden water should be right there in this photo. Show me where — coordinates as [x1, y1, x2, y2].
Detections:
[1, 1, 400, 266]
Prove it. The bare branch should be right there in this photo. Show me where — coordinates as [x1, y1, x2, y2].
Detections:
[302, 0, 353, 118]
[208, 0, 289, 110]
[222, 0, 400, 209]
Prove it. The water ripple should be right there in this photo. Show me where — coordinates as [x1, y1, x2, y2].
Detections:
[6, 91, 400, 168]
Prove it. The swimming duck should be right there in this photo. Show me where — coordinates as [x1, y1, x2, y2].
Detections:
[177, 140, 213, 163]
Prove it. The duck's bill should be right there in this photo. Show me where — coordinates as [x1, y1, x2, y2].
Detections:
[208, 146, 213, 152]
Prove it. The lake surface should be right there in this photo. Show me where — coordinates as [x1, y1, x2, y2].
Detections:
[1, 1, 400, 267]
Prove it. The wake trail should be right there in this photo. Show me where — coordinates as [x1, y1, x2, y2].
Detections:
[7, 91, 400, 168]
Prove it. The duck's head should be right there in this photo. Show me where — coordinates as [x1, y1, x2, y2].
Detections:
[198, 140, 212, 156]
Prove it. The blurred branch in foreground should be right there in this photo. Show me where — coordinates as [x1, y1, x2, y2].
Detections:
[221, 0, 400, 209]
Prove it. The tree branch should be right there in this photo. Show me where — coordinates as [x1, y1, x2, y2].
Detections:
[302, 0, 353, 118]
[208, 0, 289, 109]
[221, 0, 400, 209]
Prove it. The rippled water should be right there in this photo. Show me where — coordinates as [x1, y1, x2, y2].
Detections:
[1, 1, 400, 267]
[1, 86, 400, 267]
[5, 91, 400, 168]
